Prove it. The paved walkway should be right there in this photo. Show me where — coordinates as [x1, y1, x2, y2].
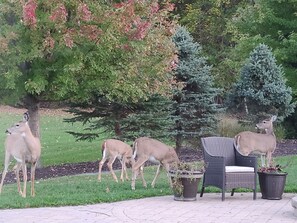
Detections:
[0, 193, 296, 223]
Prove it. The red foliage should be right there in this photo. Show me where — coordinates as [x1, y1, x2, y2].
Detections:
[63, 30, 75, 48]
[49, 4, 67, 24]
[23, 0, 37, 28]
[77, 3, 92, 22]
[150, 2, 159, 14]
[131, 19, 151, 40]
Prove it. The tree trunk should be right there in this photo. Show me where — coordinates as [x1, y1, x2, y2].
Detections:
[22, 94, 40, 138]
[114, 122, 122, 137]
[175, 133, 182, 155]
[244, 97, 249, 115]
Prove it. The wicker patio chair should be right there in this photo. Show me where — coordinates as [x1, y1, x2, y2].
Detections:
[200, 137, 257, 201]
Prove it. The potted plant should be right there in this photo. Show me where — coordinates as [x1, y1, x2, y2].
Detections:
[257, 163, 288, 200]
[169, 161, 205, 201]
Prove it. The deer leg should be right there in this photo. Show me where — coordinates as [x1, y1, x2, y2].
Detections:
[131, 157, 148, 190]
[0, 169, 8, 195]
[107, 157, 118, 182]
[163, 163, 173, 187]
[13, 163, 22, 195]
[139, 165, 147, 188]
[98, 157, 107, 182]
[151, 164, 162, 188]
[0, 151, 11, 194]
[31, 162, 37, 197]
[120, 156, 126, 182]
[21, 163, 27, 198]
[123, 157, 130, 181]
[266, 152, 272, 167]
[126, 157, 135, 182]
[260, 154, 265, 167]
[119, 156, 130, 182]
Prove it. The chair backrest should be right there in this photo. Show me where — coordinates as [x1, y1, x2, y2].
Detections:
[201, 137, 236, 166]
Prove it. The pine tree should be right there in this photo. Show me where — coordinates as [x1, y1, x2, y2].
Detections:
[65, 94, 173, 142]
[228, 44, 295, 121]
[172, 26, 220, 152]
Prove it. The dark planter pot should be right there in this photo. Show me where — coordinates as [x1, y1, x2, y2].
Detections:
[169, 170, 203, 201]
[258, 171, 288, 200]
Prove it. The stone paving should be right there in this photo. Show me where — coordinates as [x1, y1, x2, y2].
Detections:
[0, 193, 296, 223]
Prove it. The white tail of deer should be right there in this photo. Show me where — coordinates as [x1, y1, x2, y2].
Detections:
[131, 137, 180, 190]
[0, 112, 41, 197]
[98, 139, 134, 182]
[235, 115, 277, 167]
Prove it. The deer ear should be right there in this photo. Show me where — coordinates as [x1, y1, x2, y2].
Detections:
[23, 112, 29, 122]
[271, 115, 277, 122]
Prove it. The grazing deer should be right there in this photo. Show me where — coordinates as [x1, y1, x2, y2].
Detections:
[0, 112, 41, 197]
[235, 115, 277, 167]
[98, 139, 134, 182]
[131, 137, 180, 190]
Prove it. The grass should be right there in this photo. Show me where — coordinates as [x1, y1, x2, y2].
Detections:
[0, 109, 296, 208]
[0, 110, 102, 166]
[1, 155, 296, 209]
[0, 166, 172, 209]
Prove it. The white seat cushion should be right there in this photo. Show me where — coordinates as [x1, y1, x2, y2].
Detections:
[225, 166, 254, 173]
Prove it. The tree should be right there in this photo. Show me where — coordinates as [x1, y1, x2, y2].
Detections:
[226, 0, 297, 91]
[65, 94, 174, 142]
[228, 44, 295, 121]
[173, 0, 248, 94]
[172, 26, 220, 152]
[0, 0, 177, 136]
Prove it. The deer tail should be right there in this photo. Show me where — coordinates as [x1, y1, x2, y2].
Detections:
[132, 141, 138, 159]
[101, 140, 107, 159]
[234, 135, 240, 150]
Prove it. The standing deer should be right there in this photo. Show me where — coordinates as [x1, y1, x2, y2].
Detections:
[131, 137, 180, 190]
[98, 139, 134, 183]
[234, 115, 277, 167]
[0, 112, 41, 197]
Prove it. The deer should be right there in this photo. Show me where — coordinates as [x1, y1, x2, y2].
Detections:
[98, 139, 135, 183]
[131, 137, 180, 190]
[234, 115, 277, 167]
[0, 112, 41, 197]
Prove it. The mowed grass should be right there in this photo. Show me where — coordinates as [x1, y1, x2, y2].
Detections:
[0, 108, 172, 209]
[0, 109, 103, 166]
[0, 166, 172, 209]
[0, 108, 296, 209]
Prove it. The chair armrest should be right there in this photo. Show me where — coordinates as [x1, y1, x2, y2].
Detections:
[235, 149, 258, 171]
[204, 152, 225, 174]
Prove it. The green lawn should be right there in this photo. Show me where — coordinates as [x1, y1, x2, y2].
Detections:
[0, 110, 103, 166]
[0, 109, 296, 209]
[0, 166, 172, 209]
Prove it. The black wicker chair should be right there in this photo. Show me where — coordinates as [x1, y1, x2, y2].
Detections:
[200, 137, 257, 201]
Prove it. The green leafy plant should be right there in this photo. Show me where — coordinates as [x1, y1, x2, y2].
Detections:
[169, 161, 205, 196]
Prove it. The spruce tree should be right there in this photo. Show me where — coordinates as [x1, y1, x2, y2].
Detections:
[228, 44, 295, 121]
[172, 26, 220, 152]
[65, 94, 173, 142]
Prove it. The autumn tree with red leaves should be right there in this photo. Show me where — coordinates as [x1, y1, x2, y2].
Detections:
[0, 0, 177, 137]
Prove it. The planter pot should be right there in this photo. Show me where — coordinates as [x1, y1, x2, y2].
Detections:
[169, 170, 203, 201]
[258, 171, 288, 200]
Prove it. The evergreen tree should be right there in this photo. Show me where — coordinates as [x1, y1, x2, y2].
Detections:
[228, 44, 295, 121]
[65, 94, 173, 142]
[172, 26, 220, 152]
